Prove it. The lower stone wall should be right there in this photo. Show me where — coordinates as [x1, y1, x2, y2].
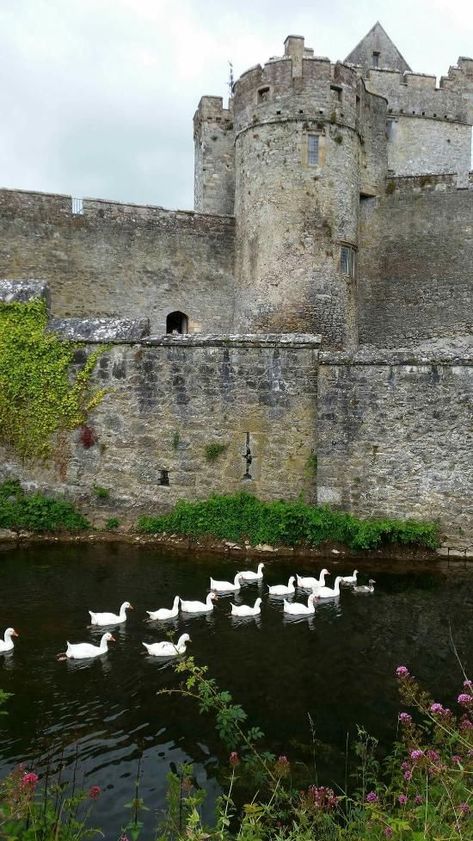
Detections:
[317, 349, 473, 547]
[0, 335, 319, 525]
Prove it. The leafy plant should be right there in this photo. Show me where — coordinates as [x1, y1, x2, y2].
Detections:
[93, 485, 110, 499]
[204, 443, 228, 463]
[137, 492, 440, 551]
[0, 299, 107, 460]
[105, 517, 120, 530]
[0, 479, 89, 533]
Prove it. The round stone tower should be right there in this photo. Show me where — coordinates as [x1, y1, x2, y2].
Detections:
[232, 35, 387, 349]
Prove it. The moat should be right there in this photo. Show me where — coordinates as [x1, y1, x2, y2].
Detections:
[0, 542, 472, 836]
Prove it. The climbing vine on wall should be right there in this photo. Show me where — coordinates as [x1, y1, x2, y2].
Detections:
[0, 299, 107, 460]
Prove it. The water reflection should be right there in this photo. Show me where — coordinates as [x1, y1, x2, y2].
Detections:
[0, 543, 472, 839]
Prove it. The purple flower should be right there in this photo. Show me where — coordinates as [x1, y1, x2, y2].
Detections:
[403, 770, 412, 781]
[452, 755, 462, 765]
[430, 702, 449, 716]
[426, 749, 440, 763]
[463, 679, 473, 691]
[398, 794, 408, 806]
[396, 666, 410, 678]
[384, 828, 393, 838]
[459, 803, 470, 815]
[410, 749, 424, 762]
[459, 717, 473, 731]
[457, 693, 473, 707]
[304, 785, 338, 811]
[414, 794, 423, 805]
[399, 712, 412, 724]
[366, 791, 378, 803]
[229, 752, 239, 767]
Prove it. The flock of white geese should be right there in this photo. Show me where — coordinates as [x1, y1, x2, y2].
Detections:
[0, 564, 375, 661]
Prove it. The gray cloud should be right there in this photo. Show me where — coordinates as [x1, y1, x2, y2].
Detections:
[0, 0, 471, 210]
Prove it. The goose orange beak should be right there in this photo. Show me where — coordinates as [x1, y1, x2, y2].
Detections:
[12, 630, 19, 637]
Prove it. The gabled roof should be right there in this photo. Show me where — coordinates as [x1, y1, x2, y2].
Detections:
[345, 21, 411, 73]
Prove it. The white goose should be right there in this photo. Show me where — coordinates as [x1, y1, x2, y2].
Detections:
[230, 597, 262, 617]
[268, 576, 296, 596]
[316, 576, 342, 599]
[283, 593, 318, 615]
[340, 569, 359, 585]
[142, 633, 191, 657]
[353, 579, 376, 593]
[296, 568, 330, 590]
[238, 562, 264, 582]
[146, 596, 180, 621]
[59, 632, 115, 660]
[0, 627, 18, 653]
[209, 573, 243, 593]
[180, 592, 217, 614]
[89, 601, 133, 626]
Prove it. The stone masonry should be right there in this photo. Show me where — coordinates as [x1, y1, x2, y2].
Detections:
[0, 23, 472, 548]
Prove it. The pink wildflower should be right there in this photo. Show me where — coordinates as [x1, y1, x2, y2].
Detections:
[229, 752, 239, 767]
[398, 794, 408, 806]
[275, 755, 290, 776]
[21, 772, 39, 788]
[459, 803, 470, 815]
[452, 755, 462, 765]
[398, 712, 412, 724]
[403, 770, 412, 781]
[396, 666, 410, 678]
[384, 828, 393, 838]
[414, 794, 423, 805]
[426, 749, 440, 763]
[366, 791, 378, 803]
[410, 749, 424, 762]
[457, 693, 472, 707]
[88, 785, 101, 800]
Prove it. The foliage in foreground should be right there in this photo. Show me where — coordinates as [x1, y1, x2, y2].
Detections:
[0, 299, 107, 460]
[137, 492, 440, 551]
[0, 662, 471, 839]
[0, 479, 89, 533]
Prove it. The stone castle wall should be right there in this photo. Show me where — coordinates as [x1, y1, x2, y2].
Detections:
[0, 333, 320, 524]
[317, 348, 473, 547]
[0, 189, 235, 335]
[358, 180, 473, 347]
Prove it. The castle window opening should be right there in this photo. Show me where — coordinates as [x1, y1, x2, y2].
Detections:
[307, 134, 319, 166]
[386, 120, 394, 140]
[257, 86, 270, 103]
[331, 85, 342, 102]
[372, 51, 380, 68]
[340, 245, 356, 278]
[166, 311, 188, 334]
[71, 197, 84, 215]
[158, 469, 170, 486]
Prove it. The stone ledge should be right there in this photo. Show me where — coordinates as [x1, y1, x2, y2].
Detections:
[0, 279, 49, 305]
[48, 317, 150, 342]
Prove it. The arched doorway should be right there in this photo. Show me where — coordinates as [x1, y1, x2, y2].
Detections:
[166, 311, 188, 334]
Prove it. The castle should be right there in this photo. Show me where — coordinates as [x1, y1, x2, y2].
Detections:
[0, 23, 472, 551]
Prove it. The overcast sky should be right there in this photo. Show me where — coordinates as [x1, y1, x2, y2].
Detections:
[0, 0, 472, 210]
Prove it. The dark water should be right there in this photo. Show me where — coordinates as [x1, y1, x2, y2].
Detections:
[0, 542, 472, 837]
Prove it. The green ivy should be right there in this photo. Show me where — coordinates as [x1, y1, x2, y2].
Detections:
[0, 300, 107, 460]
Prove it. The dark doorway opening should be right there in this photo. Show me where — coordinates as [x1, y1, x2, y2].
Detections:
[166, 311, 188, 334]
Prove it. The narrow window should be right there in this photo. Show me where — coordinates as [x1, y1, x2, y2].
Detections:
[330, 84, 342, 102]
[307, 134, 319, 166]
[257, 86, 270, 103]
[386, 119, 394, 140]
[71, 197, 83, 215]
[372, 51, 380, 68]
[158, 469, 169, 486]
[340, 245, 356, 279]
[166, 311, 188, 334]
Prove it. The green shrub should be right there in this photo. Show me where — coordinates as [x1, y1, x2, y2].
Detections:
[93, 485, 110, 499]
[137, 492, 440, 551]
[0, 479, 89, 533]
[105, 517, 120, 530]
[204, 442, 228, 463]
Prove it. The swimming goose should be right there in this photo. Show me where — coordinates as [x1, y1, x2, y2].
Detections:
[353, 579, 376, 593]
[230, 597, 262, 617]
[146, 596, 180, 621]
[180, 592, 217, 614]
[283, 593, 318, 615]
[209, 573, 243, 593]
[340, 569, 359, 585]
[89, 601, 133, 626]
[59, 632, 115, 660]
[316, 576, 342, 599]
[268, 576, 296, 596]
[296, 568, 330, 590]
[0, 627, 18, 653]
[238, 562, 264, 582]
[142, 633, 191, 657]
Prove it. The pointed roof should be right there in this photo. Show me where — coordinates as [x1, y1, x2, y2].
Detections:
[345, 21, 411, 73]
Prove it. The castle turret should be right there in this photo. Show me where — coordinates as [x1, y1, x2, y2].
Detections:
[193, 96, 235, 215]
[231, 36, 388, 348]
